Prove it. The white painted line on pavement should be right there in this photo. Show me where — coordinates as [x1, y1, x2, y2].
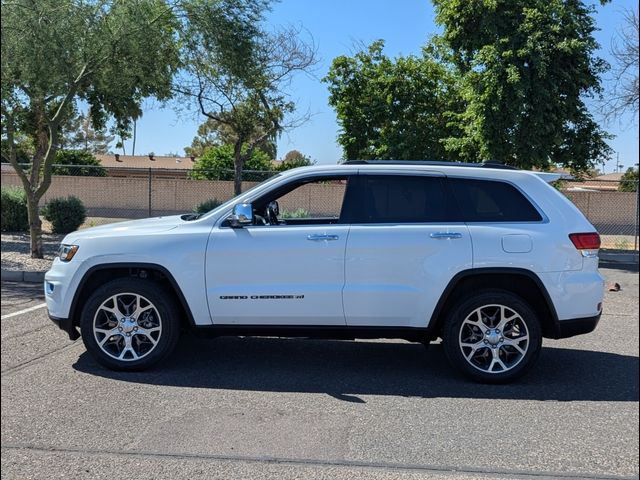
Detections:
[1, 303, 47, 320]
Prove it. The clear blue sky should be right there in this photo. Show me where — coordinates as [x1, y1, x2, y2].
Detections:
[125, 0, 639, 172]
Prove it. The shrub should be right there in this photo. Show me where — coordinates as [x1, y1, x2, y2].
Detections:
[619, 167, 638, 192]
[42, 196, 87, 234]
[53, 150, 107, 176]
[194, 198, 222, 214]
[0, 186, 29, 232]
[280, 208, 309, 219]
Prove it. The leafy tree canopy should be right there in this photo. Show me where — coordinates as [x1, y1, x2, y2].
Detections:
[275, 150, 314, 170]
[432, 0, 612, 172]
[189, 144, 273, 181]
[53, 150, 106, 177]
[619, 167, 639, 192]
[325, 41, 466, 162]
[184, 117, 276, 159]
[61, 113, 115, 154]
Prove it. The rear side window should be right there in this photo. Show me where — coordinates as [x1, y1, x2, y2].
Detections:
[449, 178, 542, 222]
[352, 175, 453, 223]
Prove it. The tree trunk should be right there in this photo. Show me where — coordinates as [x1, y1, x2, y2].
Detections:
[26, 191, 43, 259]
[233, 142, 244, 196]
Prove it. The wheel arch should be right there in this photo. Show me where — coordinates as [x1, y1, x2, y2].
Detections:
[69, 263, 196, 331]
[430, 268, 560, 339]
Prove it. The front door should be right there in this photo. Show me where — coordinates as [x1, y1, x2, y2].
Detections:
[205, 175, 353, 325]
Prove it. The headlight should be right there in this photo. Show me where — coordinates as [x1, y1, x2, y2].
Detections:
[58, 244, 79, 262]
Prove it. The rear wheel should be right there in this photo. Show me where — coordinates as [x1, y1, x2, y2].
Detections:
[80, 278, 181, 371]
[443, 290, 542, 383]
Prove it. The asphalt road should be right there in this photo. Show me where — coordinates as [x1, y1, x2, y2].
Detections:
[1, 268, 638, 480]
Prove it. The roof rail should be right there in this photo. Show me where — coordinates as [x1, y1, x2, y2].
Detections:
[341, 160, 517, 170]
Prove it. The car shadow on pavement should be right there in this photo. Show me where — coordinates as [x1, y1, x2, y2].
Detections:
[73, 335, 639, 403]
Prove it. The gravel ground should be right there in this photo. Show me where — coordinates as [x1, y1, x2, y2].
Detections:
[1, 217, 129, 272]
[0, 233, 62, 272]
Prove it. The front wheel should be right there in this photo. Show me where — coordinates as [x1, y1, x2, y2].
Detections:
[442, 290, 542, 383]
[80, 278, 181, 371]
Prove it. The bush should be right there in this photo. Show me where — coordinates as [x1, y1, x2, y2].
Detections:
[42, 196, 87, 233]
[53, 150, 107, 176]
[194, 198, 222, 214]
[1, 186, 29, 232]
[619, 167, 639, 192]
[280, 208, 309, 219]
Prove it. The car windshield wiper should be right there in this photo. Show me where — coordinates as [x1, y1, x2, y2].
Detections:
[181, 213, 202, 221]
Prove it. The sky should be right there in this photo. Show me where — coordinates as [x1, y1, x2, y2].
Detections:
[123, 0, 639, 172]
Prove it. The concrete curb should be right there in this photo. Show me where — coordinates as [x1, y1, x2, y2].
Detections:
[599, 251, 639, 265]
[1, 270, 45, 283]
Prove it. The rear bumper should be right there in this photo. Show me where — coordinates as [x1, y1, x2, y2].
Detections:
[552, 313, 601, 339]
[48, 312, 80, 341]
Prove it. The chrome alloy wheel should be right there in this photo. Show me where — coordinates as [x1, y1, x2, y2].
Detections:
[93, 293, 162, 362]
[458, 304, 529, 374]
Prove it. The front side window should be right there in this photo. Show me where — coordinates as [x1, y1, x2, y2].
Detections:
[351, 175, 453, 224]
[251, 176, 351, 226]
[449, 178, 543, 222]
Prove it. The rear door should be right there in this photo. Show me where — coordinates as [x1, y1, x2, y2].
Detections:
[343, 173, 473, 328]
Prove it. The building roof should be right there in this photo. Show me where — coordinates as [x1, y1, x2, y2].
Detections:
[95, 154, 197, 170]
[595, 172, 624, 181]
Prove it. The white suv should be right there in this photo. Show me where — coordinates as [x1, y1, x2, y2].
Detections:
[45, 161, 604, 383]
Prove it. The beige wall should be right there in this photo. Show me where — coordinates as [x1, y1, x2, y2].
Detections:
[564, 190, 637, 229]
[1, 172, 637, 229]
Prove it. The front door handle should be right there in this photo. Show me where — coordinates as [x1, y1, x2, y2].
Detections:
[307, 234, 339, 241]
[430, 232, 463, 239]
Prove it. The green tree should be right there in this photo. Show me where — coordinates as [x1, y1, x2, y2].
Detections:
[189, 144, 273, 181]
[61, 113, 115, 154]
[325, 41, 466, 161]
[275, 150, 314, 171]
[177, 6, 317, 195]
[619, 167, 639, 192]
[432, 0, 612, 172]
[184, 117, 277, 159]
[52, 151, 107, 177]
[1, 0, 179, 257]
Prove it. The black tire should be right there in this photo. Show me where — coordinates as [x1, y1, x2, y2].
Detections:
[442, 289, 542, 384]
[80, 278, 181, 371]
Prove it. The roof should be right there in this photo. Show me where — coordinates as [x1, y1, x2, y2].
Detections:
[595, 172, 624, 181]
[95, 154, 197, 170]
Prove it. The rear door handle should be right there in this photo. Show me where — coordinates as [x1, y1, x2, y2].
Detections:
[430, 232, 463, 239]
[307, 234, 339, 241]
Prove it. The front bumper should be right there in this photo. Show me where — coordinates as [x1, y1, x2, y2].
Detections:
[48, 312, 80, 341]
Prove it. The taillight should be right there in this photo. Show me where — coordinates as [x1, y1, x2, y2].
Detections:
[569, 232, 601, 250]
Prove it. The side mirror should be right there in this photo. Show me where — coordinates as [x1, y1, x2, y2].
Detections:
[230, 203, 253, 228]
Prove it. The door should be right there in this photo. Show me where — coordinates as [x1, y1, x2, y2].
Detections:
[205, 175, 353, 325]
[343, 174, 473, 328]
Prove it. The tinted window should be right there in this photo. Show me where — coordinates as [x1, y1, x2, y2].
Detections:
[353, 175, 452, 223]
[449, 178, 542, 222]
